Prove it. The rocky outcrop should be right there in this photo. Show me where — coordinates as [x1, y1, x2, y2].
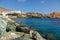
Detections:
[50, 12, 60, 18]
[43, 12, 60, 18]
[1, 32, 33, 40]
[29, 30, 46, 40]
[0, 16, 46, 40]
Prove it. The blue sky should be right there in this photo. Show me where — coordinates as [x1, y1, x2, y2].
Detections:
[0, 0, 60, 14]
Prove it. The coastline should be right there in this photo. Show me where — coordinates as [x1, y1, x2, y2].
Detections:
[0, 8, 59, 40]
[0, 16, 46, 40]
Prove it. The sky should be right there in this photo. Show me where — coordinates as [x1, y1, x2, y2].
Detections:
[0, 0, 60, 14]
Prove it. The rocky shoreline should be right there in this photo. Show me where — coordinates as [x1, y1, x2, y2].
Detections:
[0, 16, 46, 40]
[0, 8, 57, 40]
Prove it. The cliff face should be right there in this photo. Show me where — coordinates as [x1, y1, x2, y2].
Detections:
[44, 12, 60, 18]
[51, 12, 60, 18]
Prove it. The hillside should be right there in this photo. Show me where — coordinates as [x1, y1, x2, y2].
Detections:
[0, 7, 10, 12]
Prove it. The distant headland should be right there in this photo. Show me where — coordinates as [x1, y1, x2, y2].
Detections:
[0, 7, 60, 18]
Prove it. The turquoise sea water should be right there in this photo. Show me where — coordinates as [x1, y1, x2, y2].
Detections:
[12, 18, 60, 40]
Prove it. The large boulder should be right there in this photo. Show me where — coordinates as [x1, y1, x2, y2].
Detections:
[0, 32, 33, 40]
[0, 17, 8, 37]
[29, 30, 46, 40]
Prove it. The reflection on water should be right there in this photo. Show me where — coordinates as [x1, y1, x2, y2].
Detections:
[12, 18, 60, 40]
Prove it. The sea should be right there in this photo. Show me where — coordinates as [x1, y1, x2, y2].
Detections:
[12, 18, 60, 40]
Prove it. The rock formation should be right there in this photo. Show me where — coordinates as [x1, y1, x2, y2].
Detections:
[50, 12, 60, 18]
[0, 16, 46, 40]
[43, 12, 60, 18]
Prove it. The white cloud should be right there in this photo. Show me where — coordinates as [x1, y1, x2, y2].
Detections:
[41, 1, 45, 4]
[17, 0, 27, 2]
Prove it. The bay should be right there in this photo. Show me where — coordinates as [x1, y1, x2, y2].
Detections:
[12, 18, 60, 40]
